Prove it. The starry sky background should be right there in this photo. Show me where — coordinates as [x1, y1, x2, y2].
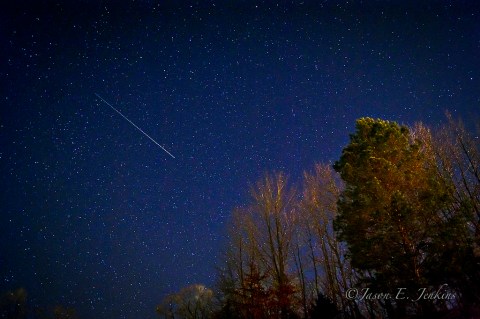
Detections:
[1, 1, 479, 318]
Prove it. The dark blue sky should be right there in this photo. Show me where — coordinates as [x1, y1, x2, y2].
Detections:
[1, 1, 479, 318]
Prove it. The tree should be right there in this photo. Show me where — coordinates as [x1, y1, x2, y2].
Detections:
[333, 118, 456, 316]
[216, 172, 300, 319]
[0, 288, 27, 319]
[299, 164, 363, 318]
[411, 116, 480, 309]
[214, 116, 478, 318]
[215, 207, 271, 319]
[52, 305, 78, 319]
[157, 284, 215, 319]
[248, 173, 298, 318]
[308, 293, 339, 319]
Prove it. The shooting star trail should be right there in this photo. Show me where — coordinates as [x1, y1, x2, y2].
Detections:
[94, 93, 175, 159]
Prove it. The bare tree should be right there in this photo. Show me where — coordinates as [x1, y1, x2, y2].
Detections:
[412, 115, 480, 307]
[157, 284, 215, 319]
[217, 172, 300, 318]
[299, 164, 364, 318]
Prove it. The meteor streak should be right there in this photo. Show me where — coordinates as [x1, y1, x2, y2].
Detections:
[94, 93, 175, 159]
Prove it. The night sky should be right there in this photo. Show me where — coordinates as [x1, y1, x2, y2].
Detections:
[1, 1, 479, 318]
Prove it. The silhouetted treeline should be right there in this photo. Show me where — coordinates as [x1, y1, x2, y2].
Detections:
[158, 116, 479, 319]
[0, 288, 78, 319]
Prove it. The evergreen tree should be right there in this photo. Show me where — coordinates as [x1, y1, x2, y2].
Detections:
[333, 118, 455, 316]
